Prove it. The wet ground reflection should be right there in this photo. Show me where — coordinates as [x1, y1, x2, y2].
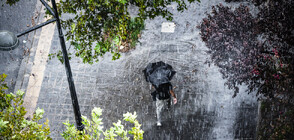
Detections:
[144, 110, 215, 140]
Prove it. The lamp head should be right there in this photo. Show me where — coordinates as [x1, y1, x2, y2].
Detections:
[0, 30, 19, 51]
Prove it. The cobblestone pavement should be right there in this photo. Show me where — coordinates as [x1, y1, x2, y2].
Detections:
[0, 0, 42, 93]
[12, 0, 259, 140]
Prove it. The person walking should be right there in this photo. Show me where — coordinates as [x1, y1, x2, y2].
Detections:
[152, 82, 177, 126]
[143, 61, 177, 126]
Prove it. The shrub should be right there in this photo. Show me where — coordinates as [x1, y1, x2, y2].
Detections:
[0, 73, 51, 139]
[61, 107, 144, 140]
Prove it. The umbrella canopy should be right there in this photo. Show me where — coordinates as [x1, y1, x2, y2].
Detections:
[143, 61, 176, 87]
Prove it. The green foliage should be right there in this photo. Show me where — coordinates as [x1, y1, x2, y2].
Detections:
[5, 0, 200, 63]
[0, 73, 9, 110]
[0, 0, 20, 6]
[0, 73, 51, 140]
[53, 0, 200, 64]
[61, 107, 144, 140]
[48, 50, 66, 63]
[126, 17, 145, 48]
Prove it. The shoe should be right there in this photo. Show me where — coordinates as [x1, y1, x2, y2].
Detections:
[157, 122, 162, 126]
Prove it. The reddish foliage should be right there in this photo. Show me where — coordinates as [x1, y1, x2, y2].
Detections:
[199, 1, 294, 102]
[199, 2, 294, 138]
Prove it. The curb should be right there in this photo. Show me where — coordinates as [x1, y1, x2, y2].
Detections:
[14, 0, 57, 119]
[13, 1, 44, 95]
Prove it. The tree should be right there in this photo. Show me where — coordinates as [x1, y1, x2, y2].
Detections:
[198, 1, 294, 102]
[3, 0, 200, 63]
[0, 73, 51, 139]
[52, 0, 200, 64]
[199, 2, 294, 138]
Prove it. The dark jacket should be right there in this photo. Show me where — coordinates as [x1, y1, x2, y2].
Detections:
[151, 82, 172, 101]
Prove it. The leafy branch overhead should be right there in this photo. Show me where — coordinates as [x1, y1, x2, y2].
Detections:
[53, 0, 200, 64]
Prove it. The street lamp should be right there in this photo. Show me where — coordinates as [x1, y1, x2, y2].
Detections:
[0, 0, 84, 131]
[0, 30, 19, 51]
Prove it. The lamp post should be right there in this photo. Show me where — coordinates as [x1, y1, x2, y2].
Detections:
[0, 0, 84, 131]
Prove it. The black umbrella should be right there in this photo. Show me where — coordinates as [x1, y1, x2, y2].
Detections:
[143, 61, 176, 87]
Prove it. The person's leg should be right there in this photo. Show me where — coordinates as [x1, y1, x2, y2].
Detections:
[156, 99, 164, 126]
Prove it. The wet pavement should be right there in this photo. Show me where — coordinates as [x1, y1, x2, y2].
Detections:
[6, 0, 259, 139]
[0, 0, 40, 93]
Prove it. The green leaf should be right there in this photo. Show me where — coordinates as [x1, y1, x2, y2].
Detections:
[104, 0, 110, 5]
[71, 23, 76, 33]
[118, 0, 127, 4]
[16, 90, 24, 96]
[1, 73, 7, 79]
[123, 112, 137, 123]
[0, 119, 9, 128]
[113, 36, 121, 46]
[92, 107, 103, 117]
[104, 127, 118, 140]
[94, 43, 101, 52]
[112, 52, 121, 60]
[35, 108, 45, 120]
[72, 42, 81, 50]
